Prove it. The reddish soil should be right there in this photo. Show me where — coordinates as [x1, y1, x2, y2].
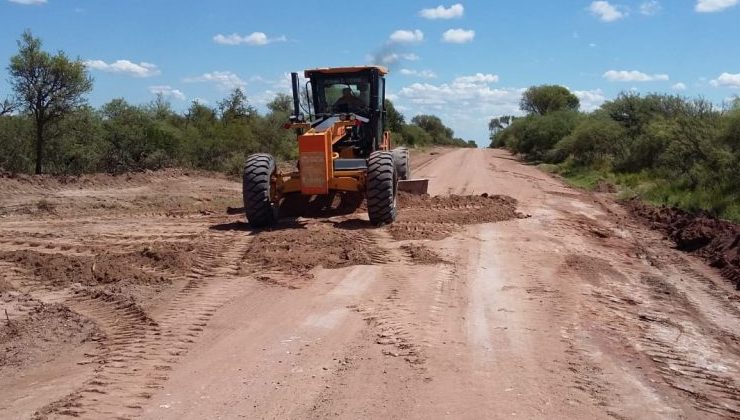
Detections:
[240, 225, 381, 277]
[399, 243, 446, 264]
[627, 198, 740, 289]
[1, 303, 100, 371]
[390, 192, 524, 240]
[0, 148, 738, 420]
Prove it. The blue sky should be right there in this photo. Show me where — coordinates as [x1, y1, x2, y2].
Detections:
[1, 0, 740, 145]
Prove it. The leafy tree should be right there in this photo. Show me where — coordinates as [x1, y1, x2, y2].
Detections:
[218, 88, 255, 124]
[185, 101, 217, 129]
[267, 93, 293, 115]
[555, 117, 626, 166]
[0, 114, 33, 172]
[503, 111, 581, 159]
[384, 99, 405, 133]
[520, 85, 579, 116]
[411, 114, 454, 144]
[8, 30, 93, 174]
[488, 115, 519, 147]
[401, 124, 432, 146]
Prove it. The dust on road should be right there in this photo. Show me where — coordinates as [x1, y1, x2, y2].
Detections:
[0, 148, 738, 419]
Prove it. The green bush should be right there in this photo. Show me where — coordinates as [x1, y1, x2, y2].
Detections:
[503, 110, 581, 160]
[555, 117, 625, 167]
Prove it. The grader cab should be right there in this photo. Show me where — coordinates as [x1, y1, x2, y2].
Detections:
[242, 66, 428, 227]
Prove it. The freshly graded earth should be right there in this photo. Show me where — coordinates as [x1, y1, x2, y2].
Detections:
[0, 148, 738, 419]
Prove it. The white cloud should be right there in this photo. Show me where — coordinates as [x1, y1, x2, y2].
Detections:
[389, 29, 424, 43]
[442, 28, 475, 44]
[710, 72, 740, 88]
[213, 32, 286, 46]
[454, 73, 500, 84]
[603, 70, 669, 82]
[400, 69, 437, 78]
[573, 89, 607, 111]
[84, 59, 160, 77]
[671, 82, 687, 91]
[695, 0, 738, 12]
[149, 85, 186, 101]
[8, 0, 46, 4]
[397, 81, 523, 110]
[640, 0, 661, 15]
[589, 1, 626, 22]
[419, 3, 464, 19]
[374, 52, 420, 65]
[184, 71, 246, 91]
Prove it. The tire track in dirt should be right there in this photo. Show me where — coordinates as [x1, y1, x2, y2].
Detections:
[564, 236, 740, 418]
[30, 229, 256, 419]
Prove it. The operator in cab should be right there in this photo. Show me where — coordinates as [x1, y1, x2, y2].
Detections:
[333, 87, 366, 113]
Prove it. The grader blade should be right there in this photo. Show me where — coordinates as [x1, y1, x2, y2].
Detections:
[398, 179, 429, 195]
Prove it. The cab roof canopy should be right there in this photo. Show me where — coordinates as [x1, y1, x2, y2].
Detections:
[304, 66, 388, 78]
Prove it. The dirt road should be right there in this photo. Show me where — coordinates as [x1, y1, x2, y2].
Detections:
[1, 149, 738, 419]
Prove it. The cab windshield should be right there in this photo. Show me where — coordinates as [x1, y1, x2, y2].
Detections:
[313, 76, 371, 115]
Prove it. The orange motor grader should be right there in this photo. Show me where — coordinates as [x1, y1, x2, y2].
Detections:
[242, 66, 428, 227]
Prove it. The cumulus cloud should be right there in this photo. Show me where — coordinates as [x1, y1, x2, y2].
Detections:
[397, 81, 523, 109]
[695, 0, 738, 12]
[589, 1, 626, 22]
[573, 89, 607, 111]
[389, 29, 424, 43]
[84, 59, 160, 77]
[373, 52, 420, 66]
[442, 29, 475, 44]
[213, 32, 286, 46]
[603, 70, 669, 82]
[184, 71, 246, 91]
[400, 69, 437, 78]
[710, 72, 740, 88]
[419, 3, 464, 19]
[672, 82, 687, 91]
[640, 0, 661, 15]
[148, 85, 186, 101]
[8, 0, 46, 4]
[454, 73, 500, 84]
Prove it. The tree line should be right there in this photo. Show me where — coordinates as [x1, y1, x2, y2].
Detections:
[0, 31, 474, 176]
[490, 85, 740, 221]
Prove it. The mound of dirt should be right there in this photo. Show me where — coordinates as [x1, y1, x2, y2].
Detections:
[390, 193, 524, 240]
[400, 244, 446, 265]
[397, 193, 521, 224]
[0, 168, 226, 190]
[241, 225, 380, 276]
[0, 250, 170, 288]
[137, 243, 195, 272]
[626, 198, 740, 289]
[0, 303, 99, 371]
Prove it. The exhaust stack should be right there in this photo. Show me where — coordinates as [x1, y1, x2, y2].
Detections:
[290, 72, 301, 117]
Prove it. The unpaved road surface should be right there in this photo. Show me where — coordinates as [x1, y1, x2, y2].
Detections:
[1, 149, 738, 419]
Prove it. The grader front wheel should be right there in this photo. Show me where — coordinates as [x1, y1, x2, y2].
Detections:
[242, 153, 278, 228]
[366, 151, 397, 225]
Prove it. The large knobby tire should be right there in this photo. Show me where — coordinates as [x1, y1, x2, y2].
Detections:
[366, 151, 397, 225]
[243, 153, 277, 228]
[392, 147, 411, 181]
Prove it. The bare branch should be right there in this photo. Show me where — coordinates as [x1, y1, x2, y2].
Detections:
[0, 98, 15, 116]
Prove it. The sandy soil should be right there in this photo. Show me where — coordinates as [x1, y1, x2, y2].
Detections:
[0, 148, 738, 419]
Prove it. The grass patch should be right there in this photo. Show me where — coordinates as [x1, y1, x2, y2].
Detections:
[542, 163, 740, 223]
